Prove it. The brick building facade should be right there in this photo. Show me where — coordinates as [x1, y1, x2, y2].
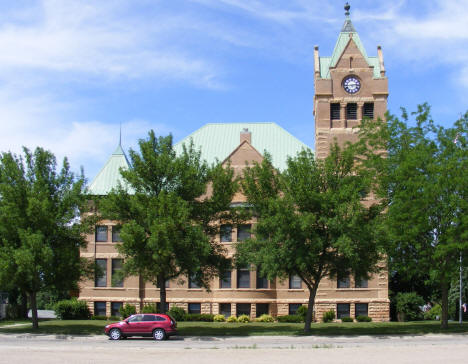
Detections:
[79, 7, 390, 322]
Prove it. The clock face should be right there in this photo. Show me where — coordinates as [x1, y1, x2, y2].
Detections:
[343, 76, 361, 94]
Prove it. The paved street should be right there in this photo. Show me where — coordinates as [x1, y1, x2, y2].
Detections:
[1, 333, 468, 363]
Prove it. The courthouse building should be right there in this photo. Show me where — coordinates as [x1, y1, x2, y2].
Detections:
[79, 6, 390, 322]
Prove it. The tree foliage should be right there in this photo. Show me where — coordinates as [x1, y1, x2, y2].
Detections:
[356, 104, 468, 328]
[236, 146, 383, 332]
[98, 131, 239, 313]
[0, 147, 91, 328]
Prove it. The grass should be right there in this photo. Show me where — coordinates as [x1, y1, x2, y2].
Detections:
[1, 319, 468, 336]
[0, 320, 29, 327]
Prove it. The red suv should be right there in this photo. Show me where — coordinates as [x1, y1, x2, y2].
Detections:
[105, 313, 177, 341]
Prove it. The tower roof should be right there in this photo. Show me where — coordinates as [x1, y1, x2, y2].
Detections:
[87, 144, 133, 195]
[318, 3, 382, 79]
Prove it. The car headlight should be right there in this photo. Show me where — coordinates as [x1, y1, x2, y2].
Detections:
[105, 325, 109, 329]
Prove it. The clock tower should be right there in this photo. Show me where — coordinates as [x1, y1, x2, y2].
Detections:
[313, 3, 388, 158]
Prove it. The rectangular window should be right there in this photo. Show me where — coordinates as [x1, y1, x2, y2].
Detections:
[330, 103, 341, 120]
[337, 274, 350, 288]
[289, 303, 302, 315]
[337, 303, 350, 319]
[355, 277, 368, 288]
[156, 302, 169, 312]
[111, 302, 122, 317]
[363, 103, 374, 119]
[111, 259, 123, 287]
[289, 274, 302, 289]
[237, 224, 251, 242]
[95, 225, 108, 242]
[112, 226, 122, 242]
[188, 303, 201, 314]
[95, 259, 107, 287]
[236, 303, 251, 316]
[220, 224, 232, 242]
[256, 303, 269, 317]
[256, 268, 268, 289]
[94, 301, 106, 316]
[355, 303, 368, 317]
[346, 103, 357, 120]
[189, 274, 200, 289]
[220, 270, 232, 289]
[219, 303, 231, 318]
[237, 266, 250, 288]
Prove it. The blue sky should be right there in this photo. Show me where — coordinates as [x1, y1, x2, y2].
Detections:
[0, 0, 467, 181]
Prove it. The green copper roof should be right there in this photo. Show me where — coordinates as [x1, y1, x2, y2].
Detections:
[87, 144, 133, 195]
[174, 123, 311, 171]
[319, 17, 381, 79]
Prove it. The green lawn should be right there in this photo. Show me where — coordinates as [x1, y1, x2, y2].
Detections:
[1, 320, 468, 336]
[0, 320, 29, 327]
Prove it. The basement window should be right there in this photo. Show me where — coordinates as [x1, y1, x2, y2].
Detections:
[355, 303, 369, 317]
[337, 303, 350, 319]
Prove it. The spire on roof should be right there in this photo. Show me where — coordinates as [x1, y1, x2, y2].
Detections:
[341, 2, 356, 32]
[113, 124, 125, 156]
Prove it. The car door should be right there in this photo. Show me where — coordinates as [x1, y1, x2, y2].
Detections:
[125, 314, 144, 334]
[141, 314, 157, 333]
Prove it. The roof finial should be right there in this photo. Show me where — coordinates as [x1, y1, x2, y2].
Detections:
[345, 2, 351, 17]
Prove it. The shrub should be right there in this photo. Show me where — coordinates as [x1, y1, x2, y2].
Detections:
[91, 315, 108, 320]
[341, 316, 353, 322]
[213, 314, 226, 322]
[185, 313, 214, 322]
[227, 315, 238, 323]
[109, 315, 121, 321]
[237, 314, 250, 323]
[255, 314, 275, 323]
[424, 304, 442, 320]
[277, 315, 303, 323]
[167, 306, 186, 321]
[296, 305, 308, 319]
[356, 315, 372, 322]
[142, 304, 157, 313]
[322, 310, 335, 323]
[54, 299, 91, 320]
[395, 292, 424, 321]
[119, 303, 137, 319]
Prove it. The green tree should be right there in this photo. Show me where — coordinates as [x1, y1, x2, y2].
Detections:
[98, 131, 239, 313]
[356, 104, 468, 328]
[237, 146, 383, 332]
[0, 147, 92, 328]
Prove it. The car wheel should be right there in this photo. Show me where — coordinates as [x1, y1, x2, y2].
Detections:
[109, 328, 122, 340]
[153, 328, 166, 341]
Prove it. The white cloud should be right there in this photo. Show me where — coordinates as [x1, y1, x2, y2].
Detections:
[0, 0, 220, 87]
[0, 81, 172, 179]
[192, 0, 336, 25]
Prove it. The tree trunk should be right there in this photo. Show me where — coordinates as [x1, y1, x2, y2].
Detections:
[304, 284, 319, 333]
[29, 292, 39, 330]
[441, 278, 449, 329]
[158, 274, 167, 314]
[20, 291, 28, 319]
